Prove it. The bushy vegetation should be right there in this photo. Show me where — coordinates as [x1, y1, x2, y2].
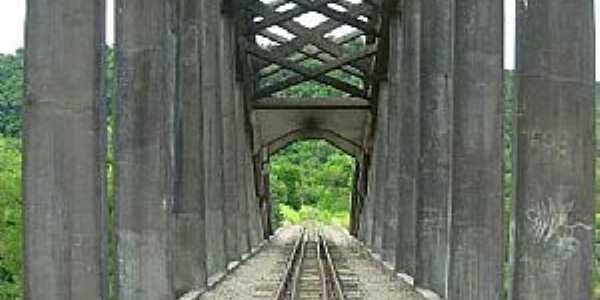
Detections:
[0, 50, 24, 299]
[270, 140, 355, 228]
[0, 138, 22, 300]
[0, 51, 22, 138]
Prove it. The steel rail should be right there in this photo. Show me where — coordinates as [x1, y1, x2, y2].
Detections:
[320, 233, 345, 300]
[276, 227, 348, 300]
[317, 234, 328, 300]
[289, 234, 306, 300]
[275, 228, 306, 300]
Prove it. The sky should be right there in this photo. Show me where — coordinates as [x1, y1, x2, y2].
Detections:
[0, 1, 599, 79]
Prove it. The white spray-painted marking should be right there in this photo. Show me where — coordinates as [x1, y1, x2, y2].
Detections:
[526, 196, 592, 262]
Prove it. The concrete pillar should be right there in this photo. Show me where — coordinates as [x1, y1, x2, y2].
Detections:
[114, 0, 177, 298]
[389, 0, 420, 275]
[220, 12, 241, 265]
[350, 163, 362, 237]
[362, 156, 375, 246]
[382, 44, 399, 263]
[448, 1, 504, 299]
[202, 0, 227, 280]
[248, 149, 263, 248]
[256, 154, 272, 239]
[371, 82, 389, 255]
[173, 0, 206, 295]
[357, 157, 370, 242]
[235, 82, 252, 256]
[415, 0, 453, 296]
[512, 1, 595, 299]
[23, 1, 106, 299]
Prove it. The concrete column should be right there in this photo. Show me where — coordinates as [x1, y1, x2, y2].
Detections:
[248, 149, 263, 248]
[235, 82, 251, 256]
[23, 1, 106, 299]
[220, 13, 241, 265]
[371, 82, 389, 255]
[350, 163, 362, 237]
[448, 1, 504, 299]
[512, 1, 595, 299]
[357, 157, 370, 242]
[389, 0, 421, 275]
[256, 154, 272, 239]
[415, 0, 453, 296]
[362, 155, 375, 246]
[358, 156, 371, 243]
[173, 0, 206, 295]
[114, 0, 177, 298]
[201, 0, 227, 281]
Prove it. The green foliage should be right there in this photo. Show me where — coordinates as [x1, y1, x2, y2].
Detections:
[279, 204, 350, 228]
[0, 51, 23, 138]
[270, 140, 354, 228]
[596, 166, 600, 299]
[0, 138, 22, 299]
[503, 71, 515, 297]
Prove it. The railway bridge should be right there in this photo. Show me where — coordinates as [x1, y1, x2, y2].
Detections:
[23, 0, 594, 299]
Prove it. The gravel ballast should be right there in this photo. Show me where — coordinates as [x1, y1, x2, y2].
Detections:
[321, 225, 428, 300]
[198, 226, 302, 300]
[199, 225, 428, 300]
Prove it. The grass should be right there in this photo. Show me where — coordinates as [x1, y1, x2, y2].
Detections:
[279, 204, 350, 229]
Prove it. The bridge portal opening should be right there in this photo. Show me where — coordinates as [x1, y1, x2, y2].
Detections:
[268, 139, 357, 231]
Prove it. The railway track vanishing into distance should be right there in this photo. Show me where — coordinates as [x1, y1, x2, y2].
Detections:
[266, 227, 361, 300]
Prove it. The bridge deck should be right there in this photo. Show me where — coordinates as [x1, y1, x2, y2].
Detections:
[197, 226, 427, 300]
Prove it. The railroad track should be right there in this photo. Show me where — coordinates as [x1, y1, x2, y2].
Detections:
[265, 226, 361, 300]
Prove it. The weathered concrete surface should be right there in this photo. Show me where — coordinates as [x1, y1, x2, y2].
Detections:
[174, 0, 207, 295]
[356, 158, 370, 241]
[247, 150, 264, 248]
[251, 98, 372, 159]
[371, 82, 389, 255]
[201, 0, 227, 280]
[220, 14, 241, 265]
[415, 0, 453, 296]
[382, 30, 400, 263]
[512, 1, 595, 299]
[391, 0, 420, 276]
[448, 1, 504, 299]
[235, 83, 251, 256]
[362, 154, 375, 247]
[23, 1, 106, 299]
[114, 0, 177, 299]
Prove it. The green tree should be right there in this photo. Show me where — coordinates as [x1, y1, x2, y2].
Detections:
[0, 50, 23, 138]
[0, 138, 22, 299]
[270, 140, 355, 227]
